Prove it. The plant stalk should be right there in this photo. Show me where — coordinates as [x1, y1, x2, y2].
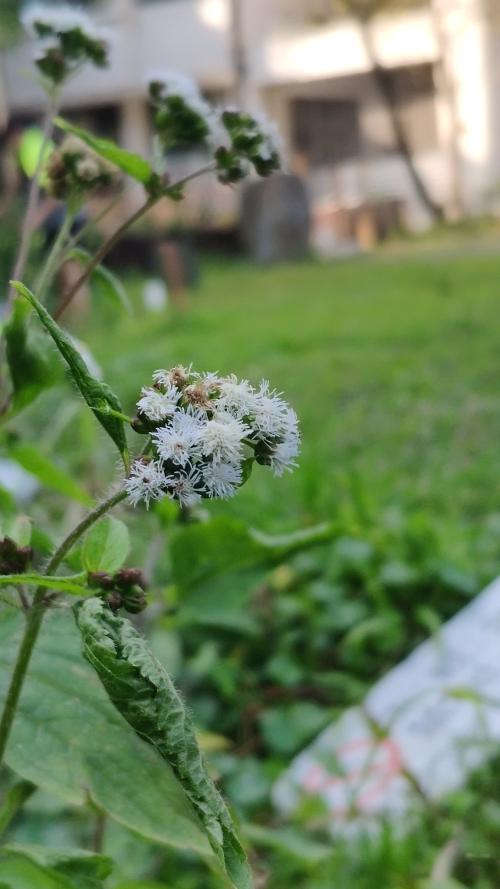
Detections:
[54, 163, 216, 321]
[0, 487, 127, 770]
[35, 206, 75, 302]
[54, 195, 156, 320]
[7, 93, 60, 306]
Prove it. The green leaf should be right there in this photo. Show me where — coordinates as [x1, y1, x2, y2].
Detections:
[12, 282, 129, 467]
[0, 845, 112, 889]
[0, 574, 88, 596]
[82, 517, 130, 573]
[54, 118, 156, 188]
[171, 517, 335, 592]
[4, 297, 59, 414]
[171, 517, 335, 634]
[70, 249, 132, 315]
[243, 824, 331, 864]
[76, 598, 252, 889]
[0, 610, 210, 857]
[4, 515, 32, 547]
[258, 703, 331, 756]
[9, 443, 93, 506]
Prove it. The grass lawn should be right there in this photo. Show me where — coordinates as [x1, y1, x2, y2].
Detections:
[84, 251, 500, 555]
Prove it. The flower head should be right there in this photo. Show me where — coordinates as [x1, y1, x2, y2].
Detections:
[127, 367, 299, 508]
[124, 460, 167, 508]
[45, 135, 116, 198]
[137, 384, 180, 423]
[148, 69, 216, 151]
[22, 2, 110, 84]
[164, 468, 203, 508]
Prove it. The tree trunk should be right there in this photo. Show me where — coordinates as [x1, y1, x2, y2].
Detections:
[361, 21, 444, 222]
[430, 0, 463, 219]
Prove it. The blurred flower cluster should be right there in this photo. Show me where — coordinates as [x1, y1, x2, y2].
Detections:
[45, 135, 117, 199]
[148, 70, 281, 183]
[126, 366, 300, 508]
[21, 2, 110, 85]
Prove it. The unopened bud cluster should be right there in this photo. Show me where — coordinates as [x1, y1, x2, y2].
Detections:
[0, 537, 33, 575]
[88, 567, 147, 614]
[45, 135, 116, 199]
[148, 71, 280, 183]
[21, 3, 110, 85]
[126, 366, 300, 509]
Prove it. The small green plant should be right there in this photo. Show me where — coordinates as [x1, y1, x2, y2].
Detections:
[0, 5, 299, 888]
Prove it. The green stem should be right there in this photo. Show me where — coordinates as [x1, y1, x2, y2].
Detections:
[54, 195, 156, 320]
[35, 206, 75, 303]
[7, 91, 60, 307]
[54, 162, 217, 321]
[0, 487, 127, 771]
[0, 780, 36, 838]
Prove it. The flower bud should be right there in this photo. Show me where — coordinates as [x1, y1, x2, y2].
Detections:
[122, 587, 148, 614]
[87, 571, 115, 590]
[0, 537, 33, 575]
[114, 568, 147, 591]
[104, 590, 123, 611]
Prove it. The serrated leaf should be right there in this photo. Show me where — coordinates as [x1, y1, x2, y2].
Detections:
[0, 610, 210, 856]
[54, 119, 156, 188]
[76, 598, 252, 889]
[12, 282, 129, 467]
[70, 249, 132, 315]
[82, 517, 130, 573]
[9, 443, 93, 506]
[4, 297, 59, 414]
[0, 574, 88, 596]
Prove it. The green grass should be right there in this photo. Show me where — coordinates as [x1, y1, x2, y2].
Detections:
[84, 252, 500, 551]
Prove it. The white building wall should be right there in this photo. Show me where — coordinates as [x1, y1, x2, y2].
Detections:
[2, 0, 499, 230]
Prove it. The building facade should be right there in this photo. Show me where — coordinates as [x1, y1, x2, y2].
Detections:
[3, 0, 500, 238]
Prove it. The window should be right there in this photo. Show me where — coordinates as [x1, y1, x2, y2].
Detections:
[291, 99, 361, 165]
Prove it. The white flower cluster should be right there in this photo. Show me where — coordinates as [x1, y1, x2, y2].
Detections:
[21, 3, 90, 37]
[125, 367, 300, 509]
[147, 70, 281, 182]
[21, 2, 110, 84]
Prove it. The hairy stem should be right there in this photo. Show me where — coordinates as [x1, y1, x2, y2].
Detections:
[54, 195, 156, 320]
[54, 162, 216, 321]
[0, 487, 127, 770]
[7, 93, 60, 306]
[35, 206, 75, 302]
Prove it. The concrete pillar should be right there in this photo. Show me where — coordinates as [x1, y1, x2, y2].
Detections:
[119, 95, 150, 158]
[431, 0, 492, 215]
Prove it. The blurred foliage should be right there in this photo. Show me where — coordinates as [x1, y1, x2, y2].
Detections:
[3, 251, 500, 886]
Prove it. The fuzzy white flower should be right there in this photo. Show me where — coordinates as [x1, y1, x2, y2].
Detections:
[76, 156, 101, 181]
[152, 365, 191, 389]
[164, 468, 203, 508]
[21, 3, 89, 36]
[251, 381, 290, 439]
[251, 110, 282, 162]
[200, 413, 248, 463]
[152, 410, 204, 466]
[148, 69, 214, 124]
[202, 460, 242, 499]
[137, 384, 180, 422]
[125, 460, 167, 508]
[270, 412, 300, 476]
[216, 375, 256, 419]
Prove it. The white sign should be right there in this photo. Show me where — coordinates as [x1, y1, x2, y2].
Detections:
[273, 576, 500, 834]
